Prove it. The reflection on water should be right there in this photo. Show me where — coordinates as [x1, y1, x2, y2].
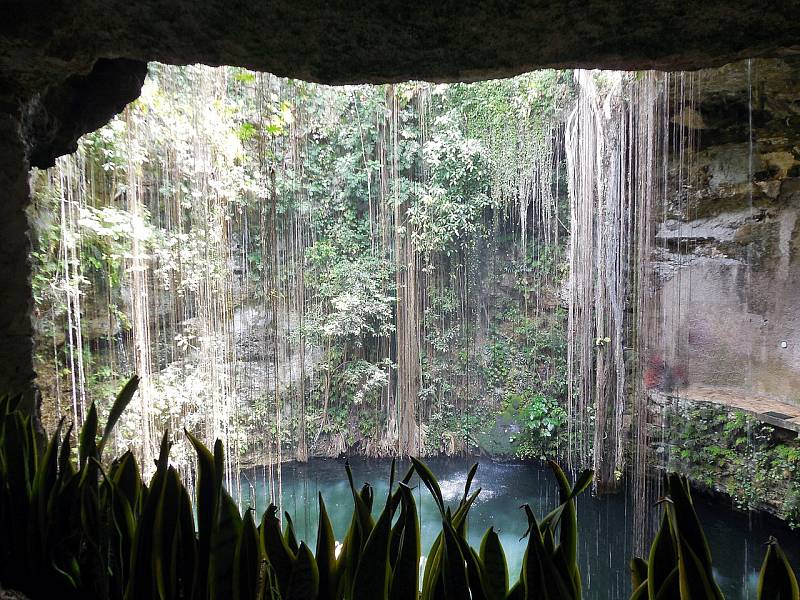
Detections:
[239, 457, 800, 600]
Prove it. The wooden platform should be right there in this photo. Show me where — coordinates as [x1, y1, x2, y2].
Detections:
[656, 384, 800, 434]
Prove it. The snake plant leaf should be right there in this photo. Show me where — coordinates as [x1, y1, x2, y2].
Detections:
[389, 502, 405, 570]
[111, 451, 143, 512]
[507, 580, 524, 600]
[676, 536, 724, 600]
[47, 471, 81, 592]
[399, 464, 415, 486]
[664, 476, 724, 600]
[105, 456, 141, 597]
[387, 479, 416, 576]
[78, 403, 98, 468]
[629, 557, 648, 590]
[153, 466, 182, 600]
[261, 504, 296, 598]
[213, 439, 224, 485]
[31, 418, 62, 562]
[388, 457, 397, 491]
[4, 413, 34, 506]
[316, 493, 339, 600]
[466, 545, 492, 600]
[234, 509, 261, 600]
[287, 541, 320, 600]
[463, 462, 479, 505]
[455, 488, 481, 539]
[105, 453, 143, 599]
[411, 457, 445, 516]
[105, 488, 135, 600]
[442, 516, 471, 599]
[540, 465, 593, 535]
[571, 468, 594, 498]
[552, 545, 581, 599]
[156, 430, 172, 472]
[421, 489, 482, 600]
[548, 462, 581, 581]
[421, 487, 482, 600]
[260, 562, 282, 600]
[176, 478, 198, 600]
[352, 481, 396, 600]
[126, 448, 169, 600]
[186, 429, 219, 596]
[648, 510, 677, 599]
[388, 465, 417, 571]
[51, 556, 82, 591]
[481, 527, 509, 600]
[757, 537, 799, 600]
[210, 490, 244, 599]
[630, 581, 648, 600]
[652, 568, 679, 600]
[543, 526, 556, 555]
[421, 531, 444, 600]
[336, 508, 361, 598]
[667, 474, 713, 573]
[360, 482, 375, 512]
[58, 422, 75, 481]
[420, 480, 481, 600]
[521, 504, 573, 600]
[450, 525, 490, 600]
[98, 375, 138, 455]
[345, 461, 375, 543]
[284, 511, 300, 554]
[390, 483, 420, 600]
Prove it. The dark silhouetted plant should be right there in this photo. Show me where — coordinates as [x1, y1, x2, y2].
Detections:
[629, 474, 799, 600]
[1, 378, 797, 599]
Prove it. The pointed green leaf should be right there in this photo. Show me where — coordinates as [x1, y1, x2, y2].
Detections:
[758, 537, 800, 600]
[287, 542, 319, 600]
[234, 510, 261, 600]
[98, 375, 139, 455]
[481, 527, 509, 600]
[316, 493, 338, 600]
[390, 483, 420, 600]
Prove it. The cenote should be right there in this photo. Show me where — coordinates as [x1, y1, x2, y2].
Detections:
[244, 457, 800, 599]
[12, 41, 800, 599]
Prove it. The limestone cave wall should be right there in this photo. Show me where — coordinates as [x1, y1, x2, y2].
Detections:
[655, 57, 800, 407]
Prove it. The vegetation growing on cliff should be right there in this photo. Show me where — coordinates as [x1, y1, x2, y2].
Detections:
[1, 388, 797, 600]
[27, 60, 800, 542]
[29, 64, 574, 473]
[665, 402, 800, 528]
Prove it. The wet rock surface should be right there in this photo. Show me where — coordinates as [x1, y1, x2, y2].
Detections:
[656, 57, 800, 405]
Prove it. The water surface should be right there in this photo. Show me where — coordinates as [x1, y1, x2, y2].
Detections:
[240, 457, 800, 599]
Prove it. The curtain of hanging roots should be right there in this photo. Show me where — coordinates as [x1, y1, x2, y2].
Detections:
[36, 66, 698, 532]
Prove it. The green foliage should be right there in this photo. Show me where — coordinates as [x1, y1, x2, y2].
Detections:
[0, 376, 139, 599]
[509, 390, 568, 460]
[2, 381, 798, 599]
[409, 116, 492, 255]
[629, 474, 799, 600]
[305, 250, 395, 343]
[30, 65, 574, 465]
[665, 403, 800, 527]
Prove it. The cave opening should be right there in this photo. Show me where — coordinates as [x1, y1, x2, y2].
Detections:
[2, 4, 800, 598]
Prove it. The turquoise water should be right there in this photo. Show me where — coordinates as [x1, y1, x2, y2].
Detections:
[239, 457, 800, 599]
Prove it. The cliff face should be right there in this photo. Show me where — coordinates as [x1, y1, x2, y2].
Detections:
[654, 57, 800, 407]
[2, 0, 799, 404]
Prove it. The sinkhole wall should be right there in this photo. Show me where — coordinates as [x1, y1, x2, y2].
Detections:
[652, 56, 800, 408]
[645, 57, 800, 524]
